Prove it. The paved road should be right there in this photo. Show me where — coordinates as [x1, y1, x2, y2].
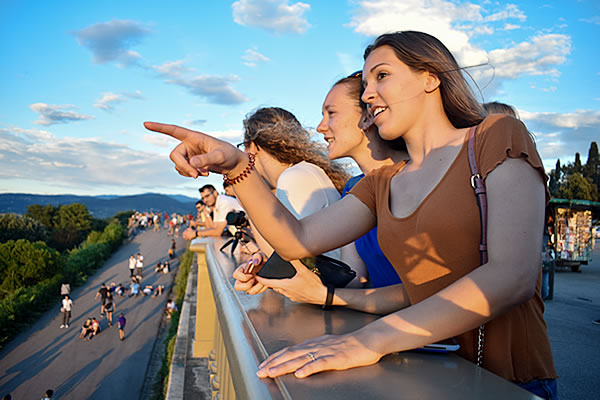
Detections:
[545, 242, 600, 400]
[0, 229, 188, 400]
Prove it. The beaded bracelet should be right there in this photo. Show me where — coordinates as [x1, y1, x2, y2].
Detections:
[223, 152, 255, 185]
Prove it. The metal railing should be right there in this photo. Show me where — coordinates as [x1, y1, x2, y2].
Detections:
[185, 238, 539, 400]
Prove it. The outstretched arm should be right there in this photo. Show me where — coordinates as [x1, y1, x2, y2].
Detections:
[144, 122, 375, 258]
[257, 158, 546, 378]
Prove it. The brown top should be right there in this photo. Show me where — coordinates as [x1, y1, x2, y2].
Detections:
[350, 114, 556, 382]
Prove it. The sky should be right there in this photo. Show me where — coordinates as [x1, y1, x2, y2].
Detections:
[1, 0, 599, 198]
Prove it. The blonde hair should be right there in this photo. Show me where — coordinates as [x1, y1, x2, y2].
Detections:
[243, 107, 350, 193]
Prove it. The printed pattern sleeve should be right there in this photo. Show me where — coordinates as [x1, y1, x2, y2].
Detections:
[477, 114, 550, 201]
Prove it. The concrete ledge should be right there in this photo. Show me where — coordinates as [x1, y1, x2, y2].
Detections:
[166, 255, 196, 400]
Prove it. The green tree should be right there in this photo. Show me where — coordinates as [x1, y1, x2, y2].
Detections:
[51, 203, 92, 251]
[0, 240, 63, 298]
[0, 213, 49, 243]
[584, 141, 599, 189]
[26, 204, 57, 230]
[548, 159, 562, 198]
[557, 173, 596, 201]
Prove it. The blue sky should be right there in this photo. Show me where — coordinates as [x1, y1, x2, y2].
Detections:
[1, 0, 598, 197]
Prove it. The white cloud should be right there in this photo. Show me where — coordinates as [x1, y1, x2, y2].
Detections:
[503, 23, 520, 31]
[0, 126, 192, 193]
[154, 61, 247, 105]
[29, 103, 94, 126]
[482, 34, 571, 80]
[580, 16, 600, 25]
[242, 48, 270, 67]
[519, 110, 600, 168]
[484, 4, 526, 22]
[94, 91, 145, 111]
[232, 0, 311, 34]
[348, 1, 571, 94]
[72, 20, 151, 67]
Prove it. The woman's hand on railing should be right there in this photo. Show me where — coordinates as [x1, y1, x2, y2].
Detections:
[257, 332, 382, 379]
[255, 260, 327, 305]
[143, 122, 246, 179]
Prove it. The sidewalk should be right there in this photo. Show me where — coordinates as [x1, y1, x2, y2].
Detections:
[544, 242, 600, 400]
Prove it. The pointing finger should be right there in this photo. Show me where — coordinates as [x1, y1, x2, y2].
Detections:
[144, 122, 196, 141]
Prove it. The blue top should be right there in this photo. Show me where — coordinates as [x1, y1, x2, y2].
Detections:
[343, 174, 401, 288]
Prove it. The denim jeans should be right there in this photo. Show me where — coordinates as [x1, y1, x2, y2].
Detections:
[516, 378, 558, 400]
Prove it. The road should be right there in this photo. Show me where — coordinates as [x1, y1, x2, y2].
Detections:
[0, 229, 188, 400]
[544, 241, 600, 400]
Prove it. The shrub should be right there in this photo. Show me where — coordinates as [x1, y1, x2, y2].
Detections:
[0, 240, 63, 299]
[0, 213, 49, 243]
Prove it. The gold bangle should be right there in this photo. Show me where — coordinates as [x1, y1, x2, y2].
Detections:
[224, 153, 255, 185]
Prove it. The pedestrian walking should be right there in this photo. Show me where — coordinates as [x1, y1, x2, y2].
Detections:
[42, 389, 54, 399]
[118, 313, 126, 341]
[95, 282, 109, 316]
[128, 255, 136, 277]
[169, 238, 176, 259]
[136, 252, 144, 278]
[60, 295, 73, 328]
[105, 293, 115, 327]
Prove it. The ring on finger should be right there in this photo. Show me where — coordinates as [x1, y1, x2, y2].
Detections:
[307, 352, 317, 362]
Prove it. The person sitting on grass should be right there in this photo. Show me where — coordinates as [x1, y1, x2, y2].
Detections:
[165, 299, 177, 318]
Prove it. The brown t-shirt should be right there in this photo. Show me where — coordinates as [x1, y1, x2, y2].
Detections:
[350, 114, 556, 382]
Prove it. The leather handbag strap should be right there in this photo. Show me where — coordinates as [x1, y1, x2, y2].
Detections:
[467, 125, 488, 367]
[467, 125, 488, 264]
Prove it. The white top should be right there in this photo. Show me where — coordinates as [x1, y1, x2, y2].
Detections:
[62, 298, 73, 311]
[276, 161, 341, 259]
[136, 255, 144, 268]
[129, 257, 136, 269]
[214, 194, 244, 222]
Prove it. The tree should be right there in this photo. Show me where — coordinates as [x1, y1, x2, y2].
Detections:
[557, 173, 597, 201]
[26, 204, 57, 230]
[0, 213, 49, 243]
[52, 203, 92, 251]
[0, 240, 63, 299]
[584, 141, 599, 189]
[549, 159, 562, 198]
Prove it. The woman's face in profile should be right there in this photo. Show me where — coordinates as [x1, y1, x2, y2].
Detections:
[317, 83, 365, 160]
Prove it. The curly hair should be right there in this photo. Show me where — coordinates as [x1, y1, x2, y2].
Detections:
[243, 107, 350, 193]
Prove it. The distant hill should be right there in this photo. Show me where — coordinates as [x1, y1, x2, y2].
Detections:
[0, 193, 198, 219]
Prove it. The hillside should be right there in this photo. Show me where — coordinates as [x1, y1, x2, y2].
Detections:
[0, 193, 197, 218]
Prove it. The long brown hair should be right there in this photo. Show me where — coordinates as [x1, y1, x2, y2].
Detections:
[363, 31, 485, 128]
[243, 107, 350, 193]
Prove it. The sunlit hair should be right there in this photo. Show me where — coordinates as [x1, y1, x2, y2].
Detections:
[333, 72, 407, 152]
[483, 101, 519, 119]
[243, 107, 350, 193]
[363, 31, 486, 128]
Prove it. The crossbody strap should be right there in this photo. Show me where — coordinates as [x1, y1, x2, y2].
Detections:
[467, 125, 488, 265]
[467, 125, 488, 367]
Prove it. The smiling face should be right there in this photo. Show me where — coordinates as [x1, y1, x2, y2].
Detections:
[317, 83, 366, 160]
[361, 45, 431, 140]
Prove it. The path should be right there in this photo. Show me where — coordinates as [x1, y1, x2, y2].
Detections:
[0, 229, 187, 399]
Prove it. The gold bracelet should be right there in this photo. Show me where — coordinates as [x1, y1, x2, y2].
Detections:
[223, 153, 255, 185]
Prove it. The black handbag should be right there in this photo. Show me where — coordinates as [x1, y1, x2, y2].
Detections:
[257, 252, 356, 288]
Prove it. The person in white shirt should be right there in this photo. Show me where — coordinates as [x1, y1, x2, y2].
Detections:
[231, 107, 366, 293]
[183, 184, 243, 239]
[60, 295, 73, 328]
